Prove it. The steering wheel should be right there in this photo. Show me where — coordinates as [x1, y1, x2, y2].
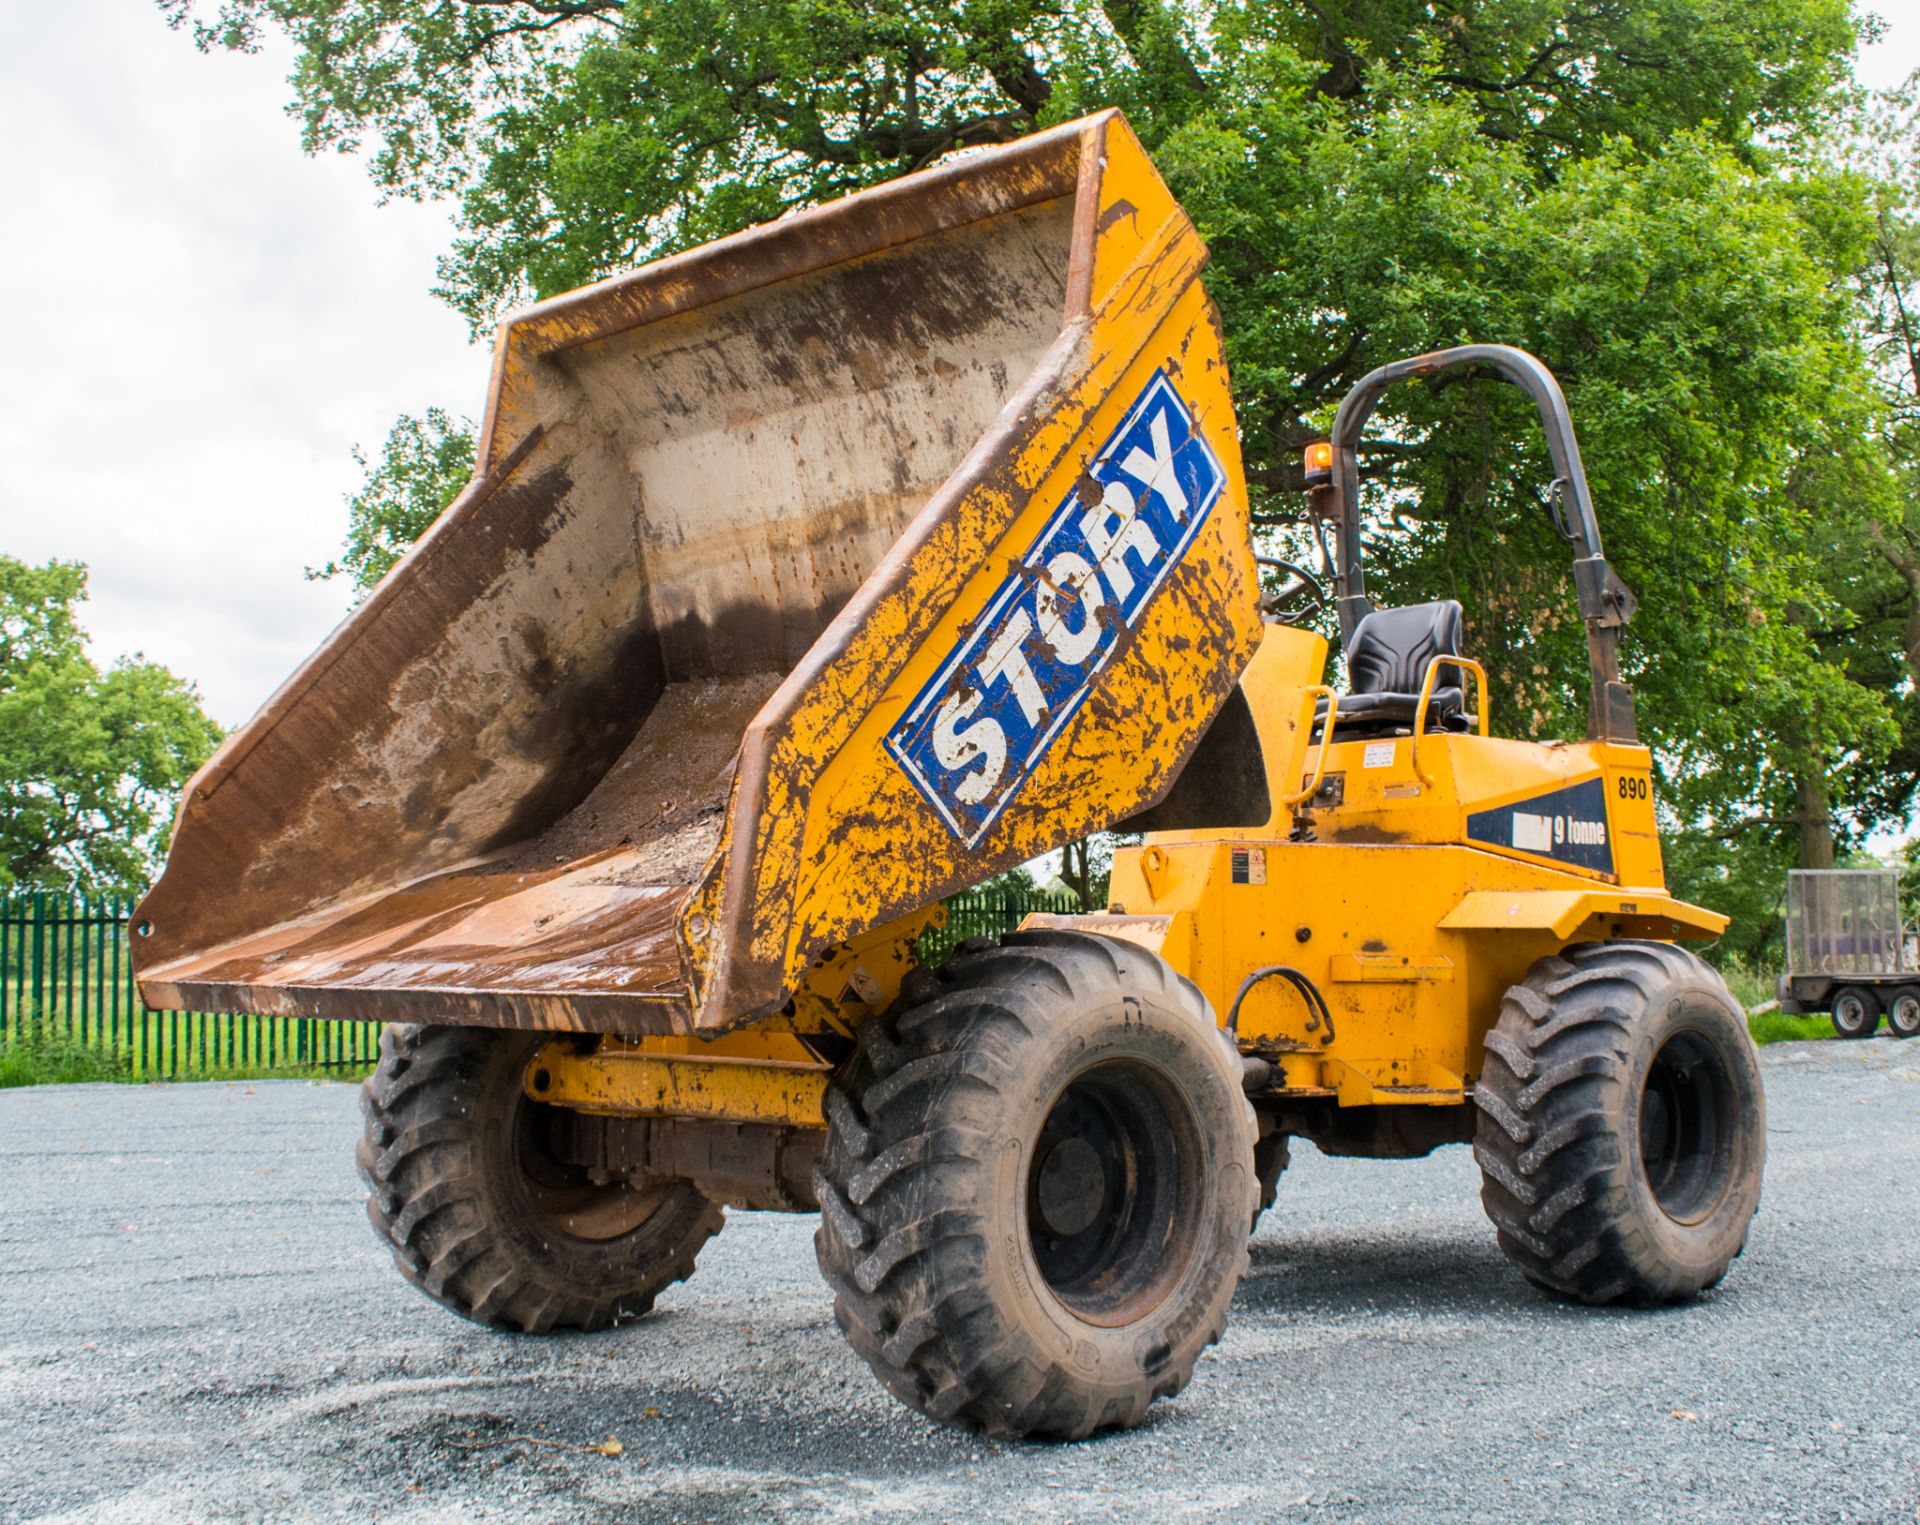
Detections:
[1254, 555, 1328, 623]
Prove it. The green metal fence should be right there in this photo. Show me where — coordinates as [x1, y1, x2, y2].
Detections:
[920, 885, 1082, 964]
[1, 893, 380, 1079]
[1, 885, 1080, 1081]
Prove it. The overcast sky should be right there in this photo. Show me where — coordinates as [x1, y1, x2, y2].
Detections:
[1, 2, 1917, 730]
[0, 1, 481, 727]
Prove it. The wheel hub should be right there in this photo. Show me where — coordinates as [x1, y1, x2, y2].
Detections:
[1892, 991, 1920, 1037]
[512, 1093, 665, 1243]
[1034, 1137, 1105, 1236]
[1638, 1030, 1735, 1225]
[1025, 1059, 1206, 1327]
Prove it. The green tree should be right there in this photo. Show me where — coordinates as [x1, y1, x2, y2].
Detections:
[311, 407, 476, 595]
[167, 0, 1911, 895]
[1055, 833, 1122, 909]
[1831, 78, 1920, 852]
[161, 0, 1859, 332]
[0, 559, 223, 893]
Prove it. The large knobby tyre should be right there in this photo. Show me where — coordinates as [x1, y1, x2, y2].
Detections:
[814, 931, 1256, 1440]
[1831, 986, 1881, 1040]
[1474, 941, 1765, 1306]
[1887, 987, 1920, 1041]
[358, 1024, 723, 1333]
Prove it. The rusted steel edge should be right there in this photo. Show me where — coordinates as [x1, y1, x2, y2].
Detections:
[134, 848, 513, 983]
[1063, 118, 1106, 320]
[138, 977, 694, 1038]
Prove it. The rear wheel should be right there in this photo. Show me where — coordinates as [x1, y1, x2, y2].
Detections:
[1884, 987, 1919, 1041]
[1831, 986, 1880, 1040]
[814, 931, 1255, 1439]
[1474, 941, 1765, 1306]
[359, 1024, 723, 1332]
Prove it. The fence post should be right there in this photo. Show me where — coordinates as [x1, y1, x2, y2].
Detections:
[61, 893, 74, 1048]
[31, 892, 46, 1044]
[78, 893, 92, 1050]
[110, 895, 124, 1067]
[1, 895, 12, 1046]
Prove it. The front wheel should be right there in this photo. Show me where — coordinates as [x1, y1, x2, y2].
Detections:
[1831, 986, 1881, 1040]
[814, 931, 1255, 1439]
[1474, 941, 1765, 1306]
[1881, 988, 1918, 1040]
[358, 1025, 724, 1332]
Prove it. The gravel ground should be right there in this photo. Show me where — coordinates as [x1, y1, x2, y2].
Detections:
[0, 1039, 1915, 1524]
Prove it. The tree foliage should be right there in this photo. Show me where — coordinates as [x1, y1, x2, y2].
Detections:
[0, 559, 223, 893]
[165, 0, 1917, 888]
[310, 407, 476, 595]
[1827, 80, 1920, 846]
[162, 0, 1861, 329]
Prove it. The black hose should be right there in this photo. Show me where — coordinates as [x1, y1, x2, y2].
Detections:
[1224, 964, 1335, 1046]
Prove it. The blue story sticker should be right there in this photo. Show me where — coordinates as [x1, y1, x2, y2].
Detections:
[886, 369, 1226, 846]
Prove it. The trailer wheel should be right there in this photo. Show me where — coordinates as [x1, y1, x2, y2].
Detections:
[1831, 986, 1881, 1040]
[1887, 988, 1920, 1040]
[814, 931, 1255, 1440]
[1474, 941, 1765, 1306]
[358, 1025, 723, 1333]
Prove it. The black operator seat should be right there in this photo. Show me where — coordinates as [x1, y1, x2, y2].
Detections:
[1321, 599, 1471, 738]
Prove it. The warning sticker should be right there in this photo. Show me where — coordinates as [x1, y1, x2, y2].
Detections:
[1363, 741, 1396, 769]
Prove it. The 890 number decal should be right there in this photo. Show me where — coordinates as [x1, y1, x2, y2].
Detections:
[1616, 775, 1650, 800]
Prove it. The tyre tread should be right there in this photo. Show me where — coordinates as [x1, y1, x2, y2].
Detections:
[1474, 940, 1763, 1306]
[358, 1023, 723, 1333]
[815, 934, 1253, 1439]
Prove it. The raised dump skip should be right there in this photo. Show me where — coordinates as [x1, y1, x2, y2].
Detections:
[134, 111, 1264, 1035]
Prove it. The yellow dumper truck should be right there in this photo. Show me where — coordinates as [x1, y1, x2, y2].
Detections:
[135, 111, 1764, 1439]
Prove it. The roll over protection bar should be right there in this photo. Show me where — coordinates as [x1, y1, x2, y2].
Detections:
[1313, 343, 1640, 743]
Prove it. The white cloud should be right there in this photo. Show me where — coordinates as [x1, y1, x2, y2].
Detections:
[0, 0, 483, 727]
[1860, 0, 1920, 90]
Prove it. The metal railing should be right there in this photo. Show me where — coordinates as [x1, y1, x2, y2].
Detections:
[3, 885, 1086, 1081]
[1784, 870, 1907, 977]
[1, 893, 379, 1078]
[918, 885, 1083, 965]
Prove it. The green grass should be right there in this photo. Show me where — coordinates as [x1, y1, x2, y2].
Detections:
[1, 1016, 377, 1088]
[1712, 959, 1838, 1046]
[0, 1038, 369, 1088]
[1747, 1011, 1836, 1045]
[2, 990, 384, 1083]
[1719, 959, 1775, 1012]
[0, 1034, 134, 1088]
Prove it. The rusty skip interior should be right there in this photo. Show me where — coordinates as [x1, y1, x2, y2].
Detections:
[134, 124, 1100, 1030]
